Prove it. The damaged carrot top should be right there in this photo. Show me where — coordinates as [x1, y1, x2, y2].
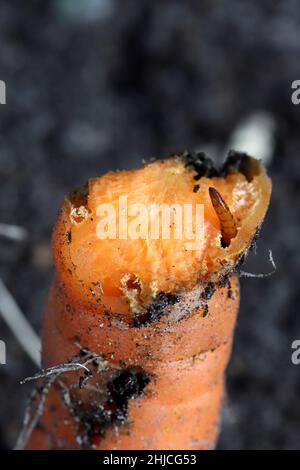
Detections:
[53, 151, 271, 320]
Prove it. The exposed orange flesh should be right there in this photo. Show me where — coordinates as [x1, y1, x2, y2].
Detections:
[24, 153, 272, 450]
[53, 155, 271, 321]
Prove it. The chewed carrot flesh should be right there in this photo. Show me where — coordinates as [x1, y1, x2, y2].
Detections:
[23, 152, 271, 450]
[209, 187, 238, 247]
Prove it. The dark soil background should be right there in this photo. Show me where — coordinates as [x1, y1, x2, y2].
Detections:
[0, 0, 300, 450]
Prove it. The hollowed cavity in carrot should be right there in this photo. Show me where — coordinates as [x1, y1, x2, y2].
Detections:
[23, 151, 271, 450]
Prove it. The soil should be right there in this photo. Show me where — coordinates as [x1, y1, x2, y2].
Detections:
[0, 0, 300, 449]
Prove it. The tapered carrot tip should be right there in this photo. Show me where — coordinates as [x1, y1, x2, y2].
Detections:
[21, 151, 271, 450]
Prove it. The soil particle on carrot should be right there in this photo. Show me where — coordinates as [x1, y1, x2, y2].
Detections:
[73, 366, 150, 449]
[202, 304, 209, 318]
[184, 150, 219, 179]
[184, 149, 264, 183]
[133, 292, 181, 327]
[221, 150, 262, 182]
[201, 282, 216, 301]
[226, 278, 234, 300]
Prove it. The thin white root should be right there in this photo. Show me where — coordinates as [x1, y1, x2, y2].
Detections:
[0, 277, 41, 367]
[16, 350, 110, 449]
[20, 362, 91, 384]
[15, 374, 57, 450]
[239, 249, 276, 278]
[20, 355, 107, 385]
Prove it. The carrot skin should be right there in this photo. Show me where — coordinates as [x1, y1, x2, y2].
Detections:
[27, 275, 239, 450]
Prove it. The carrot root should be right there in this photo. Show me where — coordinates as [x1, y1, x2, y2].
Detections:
[20, 151, 271, 450]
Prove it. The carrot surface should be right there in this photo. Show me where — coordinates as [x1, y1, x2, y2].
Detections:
[21, 151, 271, 450]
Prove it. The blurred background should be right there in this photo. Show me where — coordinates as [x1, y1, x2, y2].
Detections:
[0, 0, 300, 450]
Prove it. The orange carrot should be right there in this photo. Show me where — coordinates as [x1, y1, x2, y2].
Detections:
[20, 151, 271, 450]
